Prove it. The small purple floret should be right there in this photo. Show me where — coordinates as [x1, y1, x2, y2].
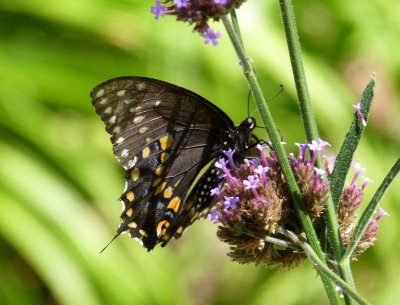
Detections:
[214, 0, 228, 4]
[208, 209, 220, 223]
[308, 139, 331, 165]
[255, 165, 269, 184]
[351, 161, 366, 187]
[295, 143, 309, 161]
[314, 168, 326, 176]
[308, 140, 320, 164]
[353, 103, 367, 127]
[256, 144, 268, 166]
[215, 157, 228, 169]
[223, 196, 239, 210]
[244, 175, 259, 190]
[361, 176, 373, 190]
[210, 185, 224, 200]
[151, 0, 168, 20]
[215, 157, 232, 180]
[201, 28, 221, 46]
[376, 207, 389, 221]
[318, 139, 331, 153]
[250, 158, 259, 167]
[223, 148, 237, 170]
[210, 185, 221, 196]
[173, 0, 189, 8]
[244, 175, 260, 200]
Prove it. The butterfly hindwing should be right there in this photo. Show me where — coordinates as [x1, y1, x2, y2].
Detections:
[166, 164, 221, 243]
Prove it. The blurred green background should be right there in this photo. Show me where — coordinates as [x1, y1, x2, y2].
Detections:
[0, 1, 399, 304]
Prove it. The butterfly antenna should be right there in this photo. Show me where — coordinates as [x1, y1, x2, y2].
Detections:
[99, 232, 121, 254]
[270, 84, 285, 101]
[250, 84, 285, 128]
[247, 90, 252, 117]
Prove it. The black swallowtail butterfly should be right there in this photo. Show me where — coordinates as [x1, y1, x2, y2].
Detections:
[91, 76, 256, 251]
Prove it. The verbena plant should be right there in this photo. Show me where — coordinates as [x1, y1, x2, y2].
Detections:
[150, 1, 399, 304]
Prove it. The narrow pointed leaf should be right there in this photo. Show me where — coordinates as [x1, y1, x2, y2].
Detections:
[330, 77, 375, 208]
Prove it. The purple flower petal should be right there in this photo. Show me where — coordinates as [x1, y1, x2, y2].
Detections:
[361, 176, 373, 190]
[254, 165, 269, 184]
[208, 209, 220, 223]
[256, 144, 266, 152]
[151, 0, 168, 20]
[256, 144, 268, 166]
[314, 168, 326, 176]
[375, 206, 389, 221]
[215, 157, 227, 169]
[173, 0, 189, 8]
[295, 143, 309, 161]
[353, 103, 367, 127]
[308, 139, 331, 165]
[223, 148, 237, 170]
[243, 175, 260, 200]
[308, 140, 320, 164]
[350, 161, 366, 186]
[308, 140, 322, 152]
[223, 196, 239, 210]
[318, 139, 331, 153]
[215, 157, 232, 180]
[243, 175, 259, 190]
[201, 28, 221, 46]
[250, 158, 259, 167]
[210, 185, 221, 196]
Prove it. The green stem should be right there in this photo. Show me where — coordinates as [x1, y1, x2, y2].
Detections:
[278, 1, 356, 303]
[230, 9, 243, 46]
[303, 244, 369, 305]
[279, 228, 370, 305]
[243, 227, 301, 250]
[278, 0, 316, 142]
[222, 13, 341, 305]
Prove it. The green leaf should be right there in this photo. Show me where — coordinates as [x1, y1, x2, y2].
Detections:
[330, 77, 375, 208]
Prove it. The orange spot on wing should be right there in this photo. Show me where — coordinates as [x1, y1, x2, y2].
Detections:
[167, 197, 181, 213]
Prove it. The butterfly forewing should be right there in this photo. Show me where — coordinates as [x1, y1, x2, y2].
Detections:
[91, 77, 233, 168]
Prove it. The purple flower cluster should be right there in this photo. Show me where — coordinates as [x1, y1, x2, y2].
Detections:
[337, 161, 389, 256]
[209, 139, 386, 268]
[150, 0, 247, 45]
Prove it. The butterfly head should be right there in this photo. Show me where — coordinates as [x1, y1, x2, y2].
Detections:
[241, 117, 256, 130]
[228, 117, 257, 159]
